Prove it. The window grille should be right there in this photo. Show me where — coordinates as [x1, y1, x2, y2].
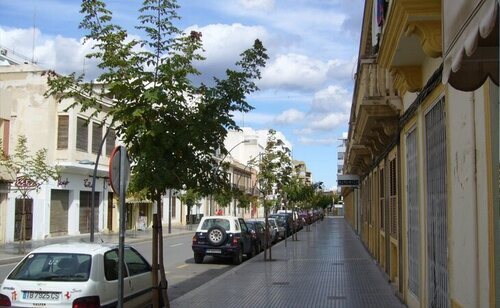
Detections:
[425, 98, 449, 308]
[407, 128, 420, 297]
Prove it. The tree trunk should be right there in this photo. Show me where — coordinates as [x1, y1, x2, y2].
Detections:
[156, 194, 170, 307]
[152, 206, 159, 307]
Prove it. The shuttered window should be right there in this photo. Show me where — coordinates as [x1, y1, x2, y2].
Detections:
[57, 115, 69, 149]
[389, 158, 397, 237]
[76, 117, 88, 152]
[425, 98, 449, 308]
[407, 128, 420, 298]
[105, 128, 116, 156]
[379, 168, 384, 229]
[92, 122, 103, 154]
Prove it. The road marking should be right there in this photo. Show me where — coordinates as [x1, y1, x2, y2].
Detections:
[176, 264, 189, 269]
[170, 243, 183, 247]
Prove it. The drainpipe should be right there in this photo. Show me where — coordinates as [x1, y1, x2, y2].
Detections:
[471, 92, 480, 307]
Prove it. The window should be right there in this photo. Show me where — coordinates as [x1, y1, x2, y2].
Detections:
[104, 250, 128, 281]
[92, 122, 102, 154]
[76, 117, 88, 152]
[201, 218, 230, 231]
[105, 128, 116, 156]
[337, 152, 344, 160]
[57, 115, 68, 149]
[124, 247, 151, 276]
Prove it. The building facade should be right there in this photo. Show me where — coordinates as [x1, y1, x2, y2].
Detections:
[343, 1, 498, 307]
[0, 64, 119, 243]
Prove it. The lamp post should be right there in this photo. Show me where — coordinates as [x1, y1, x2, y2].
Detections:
[213, 139, 250, 216]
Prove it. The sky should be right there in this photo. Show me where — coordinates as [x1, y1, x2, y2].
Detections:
[0, 0, 364, 190]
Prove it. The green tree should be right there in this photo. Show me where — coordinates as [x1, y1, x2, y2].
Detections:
[0, 136, 59, 252]
[250, 129, 292, 260]
[179, 188, 201, 226]
[45, 1, 268, 306]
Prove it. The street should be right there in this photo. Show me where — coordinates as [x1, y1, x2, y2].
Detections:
[0, 233, 235, 301]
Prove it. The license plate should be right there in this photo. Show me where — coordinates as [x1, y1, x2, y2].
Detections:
[206, 249, 221, 254]
[22, 291, 61, 301]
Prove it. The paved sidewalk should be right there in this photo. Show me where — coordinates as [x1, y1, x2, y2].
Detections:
[0, 225, 195, 265]
[172, 217, 406, 308]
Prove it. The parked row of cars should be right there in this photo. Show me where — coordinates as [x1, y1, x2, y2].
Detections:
[191, 211, 323, 266]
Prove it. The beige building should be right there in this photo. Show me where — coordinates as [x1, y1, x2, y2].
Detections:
[342, 0, 498, 307]
[0, 63, 120, 243]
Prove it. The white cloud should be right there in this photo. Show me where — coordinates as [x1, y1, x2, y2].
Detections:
[261, 53, 327, 90]
[311, 85, 352, 113]
[308, 112, 349, 131]
[274, 109, 305, 124]
[238, 0, 274, 11]
[298, 136, 338, 145]
[233, 111, 274, 125]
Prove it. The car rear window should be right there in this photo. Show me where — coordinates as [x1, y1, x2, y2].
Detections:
[201, 218, 231, 231]
[8, 253, 91, 282]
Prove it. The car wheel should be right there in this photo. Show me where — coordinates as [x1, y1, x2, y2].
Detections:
[207, 226, 227, 246]
[247, 244, 255, 259]
[194, 253, 204, 264]
[233, 248, 243, 265]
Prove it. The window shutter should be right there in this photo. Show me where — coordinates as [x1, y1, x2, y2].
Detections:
[92, 122, 102, 154]
[76, 117, 88, 152]
[105, 128, 116, 156]
[57, 115, 69, 149]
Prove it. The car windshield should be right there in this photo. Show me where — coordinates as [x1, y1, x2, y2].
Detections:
[201, 218, 231, 231]
[8, 253, 91, 282]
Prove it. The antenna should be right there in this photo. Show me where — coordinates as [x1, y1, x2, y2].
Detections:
[31, 7, 36, 64]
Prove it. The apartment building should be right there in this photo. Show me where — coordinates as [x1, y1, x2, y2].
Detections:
[342, 0, 498, 307]
[0, 63, 119, 243]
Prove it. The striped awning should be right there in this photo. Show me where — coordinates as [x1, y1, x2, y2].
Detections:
[442, 0, 499, 91]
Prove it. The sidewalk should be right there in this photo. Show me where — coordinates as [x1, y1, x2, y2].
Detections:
[0, 224, 196, 265]
[171, 217, 406, 308]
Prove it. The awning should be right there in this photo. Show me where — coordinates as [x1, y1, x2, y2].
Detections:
[442, 0, 499, 91]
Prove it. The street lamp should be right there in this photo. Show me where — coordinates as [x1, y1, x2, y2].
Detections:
[79, 127, 112, 243]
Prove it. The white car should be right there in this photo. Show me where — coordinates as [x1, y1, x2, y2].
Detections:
[0, 243, 156, 307]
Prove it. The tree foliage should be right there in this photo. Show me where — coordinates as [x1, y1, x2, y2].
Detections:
[45, 0, 268, 200]
[0, 136, 59, 197]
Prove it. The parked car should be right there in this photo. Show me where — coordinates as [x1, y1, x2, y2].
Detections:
[192, 216, 254, 265]
[269, 213, 294, 237]
[245, 220, 268, 252]
[252, 218, 280, 243]
[0, 243, 156, 307]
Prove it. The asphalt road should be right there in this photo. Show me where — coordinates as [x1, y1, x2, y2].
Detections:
[0, 233, 236, 301]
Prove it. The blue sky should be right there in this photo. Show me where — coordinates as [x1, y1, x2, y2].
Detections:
[0, 0, 364, 190]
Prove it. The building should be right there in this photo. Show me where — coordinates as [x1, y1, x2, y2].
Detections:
[0, 63, 119, 243]
[342, 0, 498, 307]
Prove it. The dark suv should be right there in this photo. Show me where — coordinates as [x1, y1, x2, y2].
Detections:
[192, 216, 254, 265]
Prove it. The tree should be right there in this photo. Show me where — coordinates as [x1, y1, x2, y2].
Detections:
[0, 136, 59, 252]
[179, 188, 201, 226]
[250, 129, 292, 260]
[45, 1, 268, 306]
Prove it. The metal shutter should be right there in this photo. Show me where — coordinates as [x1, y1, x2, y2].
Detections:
[425, 98, 449, 308]
[406, 128, 420, 298]
[79, 191, 99, 233]
[389, 158, 398, 237]
[50, 189, 69, 236]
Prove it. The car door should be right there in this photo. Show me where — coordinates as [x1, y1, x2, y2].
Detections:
[101, 249, 133, 307]
[123, 247, 153, 308]
[238, 219, 252, 254]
